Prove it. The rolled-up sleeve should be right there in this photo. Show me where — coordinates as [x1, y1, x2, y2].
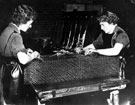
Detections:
[115, 33, 130, 48]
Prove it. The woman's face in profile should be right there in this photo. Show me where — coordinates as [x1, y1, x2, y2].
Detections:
[20, 20, 33, 32]
[100, 22, 114, 34]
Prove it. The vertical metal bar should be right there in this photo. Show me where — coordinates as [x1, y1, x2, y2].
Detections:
[107, 90, 119, 105]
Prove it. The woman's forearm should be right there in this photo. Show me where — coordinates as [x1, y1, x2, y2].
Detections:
[96, 48, 120, 56]
[83, 44, 95, 50]
[17, 51, 39, 65]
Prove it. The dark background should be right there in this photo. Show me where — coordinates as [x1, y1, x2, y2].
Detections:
[1, 1, 135, 105]
[0, 0, 135, 48]
[0, 0, 134, 62]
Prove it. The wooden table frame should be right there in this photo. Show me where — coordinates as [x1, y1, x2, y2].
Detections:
[26, 55, 129, 105]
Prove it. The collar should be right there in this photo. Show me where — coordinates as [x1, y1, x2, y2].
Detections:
[8, 23, 20, 33]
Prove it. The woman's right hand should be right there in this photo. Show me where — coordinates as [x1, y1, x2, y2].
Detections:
[27, 50, 40, 59]
[84, 49, 93, 55]
[33, 51, 40, 58]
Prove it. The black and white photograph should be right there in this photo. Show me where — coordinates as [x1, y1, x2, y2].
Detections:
[0, 0, 135, 105]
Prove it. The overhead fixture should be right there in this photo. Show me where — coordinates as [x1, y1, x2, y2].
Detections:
[130, 0, 135, 4]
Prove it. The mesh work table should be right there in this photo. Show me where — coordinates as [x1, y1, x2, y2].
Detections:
[24, 53, 129, 105]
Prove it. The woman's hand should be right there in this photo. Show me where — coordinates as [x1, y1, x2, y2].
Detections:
[74, 47, 83, 54]
[27, 50, 40, 59]
[17, 50, 40, 65]
[84, 49, 98, 55]
[27, 48, 33, 54]
[84, 49, 92, 55]
[33, 51, 40, 58]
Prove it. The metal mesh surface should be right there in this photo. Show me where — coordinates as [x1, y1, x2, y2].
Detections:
[24, 54, 120, 85]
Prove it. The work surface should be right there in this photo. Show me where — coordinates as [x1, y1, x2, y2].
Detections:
[23, 53, 130, 103]
[24, 53, 120, 86]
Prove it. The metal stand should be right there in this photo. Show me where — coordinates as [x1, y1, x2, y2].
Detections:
[107, 56, 126, 105]
[107, 90, 119, 105]
[119, 56, 126, 79]
[37, 98, 46, 105]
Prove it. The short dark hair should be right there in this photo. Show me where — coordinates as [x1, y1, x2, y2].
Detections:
[98, 11, 119, 24]
[11, 4, 37, 26]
